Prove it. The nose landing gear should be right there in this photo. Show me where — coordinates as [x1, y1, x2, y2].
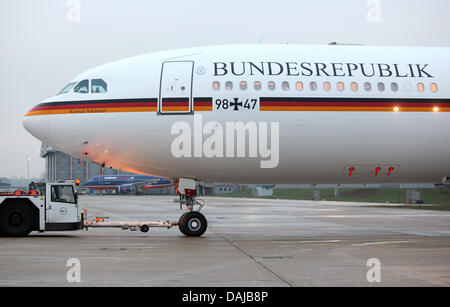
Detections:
[179, 211, 207, 237]
[175, 178, 207, 237]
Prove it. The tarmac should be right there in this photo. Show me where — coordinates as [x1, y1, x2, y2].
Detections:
[0, 195, 450, 286]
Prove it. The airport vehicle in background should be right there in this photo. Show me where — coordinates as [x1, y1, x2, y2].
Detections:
[84, 174, 174, 194]
[23, 44, 450, 236]
[0, 181, 184, 237]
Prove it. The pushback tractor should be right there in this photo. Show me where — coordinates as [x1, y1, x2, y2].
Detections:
[0, 181, 84, 236]
[0, 178, 207, 237]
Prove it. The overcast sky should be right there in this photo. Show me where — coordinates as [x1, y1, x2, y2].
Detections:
[1, 0, 449, 178]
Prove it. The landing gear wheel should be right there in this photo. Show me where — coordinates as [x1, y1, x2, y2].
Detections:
[179, 211, 207, 237]
[0, 202, 33, 237]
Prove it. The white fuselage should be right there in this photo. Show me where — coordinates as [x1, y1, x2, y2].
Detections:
[23, 44, 450, 184]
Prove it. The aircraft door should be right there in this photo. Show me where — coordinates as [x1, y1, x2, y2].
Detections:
[159, 61, 193, 114]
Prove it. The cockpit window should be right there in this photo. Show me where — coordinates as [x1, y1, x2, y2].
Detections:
[57, 82, 77, 95]
[91, 79, 107, 93]
[74, 79, 89, 93]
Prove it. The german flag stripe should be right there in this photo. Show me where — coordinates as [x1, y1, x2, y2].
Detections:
[33, 98, 158, 107]
[194, 97, 213, 111]
[260, 97, 450, 112]
[25, 96, 450, 116]
[161, 102, 190, 106]
[26, 107, 157, 116]
[25, 98, 157, 116]
[30, 102, 157, 111]
[159, 97, 187, 112]
[161, 106, 190, 112]
[161, 97, 189, 102]
[260, 106, 450, 112]
[260, 97, 450, 103]
[161, 97, 190, 112]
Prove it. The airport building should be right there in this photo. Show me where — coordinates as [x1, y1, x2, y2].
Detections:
[0, 178, 11, 191]
[40, 143, 133, 186]
[253, 185, 274, 197]
[40, 143, 177, 195]
[213, 184, 241, 195]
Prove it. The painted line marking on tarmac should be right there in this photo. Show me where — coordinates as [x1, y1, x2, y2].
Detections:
[351, 240, 414, 247]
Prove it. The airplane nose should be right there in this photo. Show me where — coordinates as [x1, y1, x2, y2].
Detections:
[22, 105, 49, 142]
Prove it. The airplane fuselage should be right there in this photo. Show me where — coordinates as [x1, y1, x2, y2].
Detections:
[23, 44, 450, 184]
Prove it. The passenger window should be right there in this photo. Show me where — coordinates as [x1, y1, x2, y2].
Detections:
[296, 82, 303, 91]
[225, 81, 233, 91]
[268, 81, 276, 91]
[74, 79, 89, 94]
[91, 79, 107, 93]
[430, 83, 438, 92]
[364, 82, 372, 91]
[377, 82, 385, 92]
[254, 81, 262, 90]
[240, 81, 247, 90]
[282, 81, 289, 91]
[337, 82, 344, 91]
[212, 81, 220, 91]
[404, 82, 412, 92]
[417, 83, 424, 92]
[351, 82, 358, 91]
[310, 82, 317, 91]
[391, 82, 398, 92]
[323, 82, 331, 91]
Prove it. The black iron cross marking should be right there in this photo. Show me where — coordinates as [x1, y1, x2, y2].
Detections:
[230, 98, 243, 111]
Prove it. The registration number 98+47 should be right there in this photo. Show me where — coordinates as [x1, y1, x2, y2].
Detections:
[215, 98, 258, 111]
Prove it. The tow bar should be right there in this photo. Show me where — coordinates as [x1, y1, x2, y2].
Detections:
[82, 210, 178, 233]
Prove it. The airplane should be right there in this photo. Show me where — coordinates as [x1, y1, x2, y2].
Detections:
[84, 174, 175, 194]
[23, 44, 450, 236]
